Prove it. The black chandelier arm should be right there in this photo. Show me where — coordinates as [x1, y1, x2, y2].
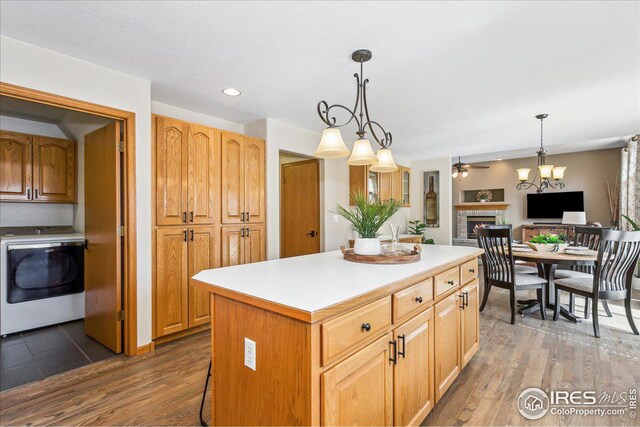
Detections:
[316, 73, 363, 129]
[361, 79, 392, 148]
[515, 181, 540, 192]
[546, 179, 565, 190]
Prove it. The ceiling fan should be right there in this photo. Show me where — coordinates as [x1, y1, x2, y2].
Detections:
[451, 156, 489, 178]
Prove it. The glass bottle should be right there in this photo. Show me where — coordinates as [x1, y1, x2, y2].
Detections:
[425, 176, 438, 225]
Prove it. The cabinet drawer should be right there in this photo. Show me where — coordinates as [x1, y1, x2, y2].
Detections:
[393, 278, 433, 323]
[321, 297, 391, 365]
[434, 267, 459, 298]
[460, 259, 478, 285]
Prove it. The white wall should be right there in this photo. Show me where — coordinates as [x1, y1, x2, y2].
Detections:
[151, 101, 244, 133]
[0, 36, 154, 347]
[409, 156, 453, 244]
[0, 114, 76, 227]
[245, 118, 354, 259]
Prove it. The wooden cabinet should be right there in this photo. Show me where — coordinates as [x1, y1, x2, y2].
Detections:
[322, 334, 394, 426]
[221, 225, 266, 267]
[401, 166, 411, 207]
[155, 227, 189, 337]
[363, 165, 408, 204]
[188, 227, 219, 328]
[434, 292, 461, 402]
[393, 308, 435, 426]
[1, 131, 32, 201]
[349, 165, 378, 204]
[1, 131, 76, 203]
[460, 280, 480, 368]
[156, 117, 219, 226]
[221, 132, 265, 224]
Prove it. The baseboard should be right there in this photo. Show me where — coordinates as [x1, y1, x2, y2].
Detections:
[153, 323, 211, 346]
[135, 341, 156, 355]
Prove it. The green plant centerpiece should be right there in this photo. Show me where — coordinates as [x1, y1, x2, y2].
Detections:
[527, 233, 569, 253]
[334, 191, 401, 255]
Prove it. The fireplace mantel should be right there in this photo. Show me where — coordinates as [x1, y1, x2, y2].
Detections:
[455, 202, 510, 211]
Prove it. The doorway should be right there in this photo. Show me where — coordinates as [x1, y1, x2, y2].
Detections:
[280, 152, 320, 258]
[0, 83, 138, 390]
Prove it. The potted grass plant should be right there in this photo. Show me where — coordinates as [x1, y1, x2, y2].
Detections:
[527, 233, 569, 253]
[334, 191, 401, 255]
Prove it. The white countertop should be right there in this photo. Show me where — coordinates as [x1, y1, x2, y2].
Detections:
[193, 244, 481, 314]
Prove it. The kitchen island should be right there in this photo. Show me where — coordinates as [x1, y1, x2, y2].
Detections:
[194, 244, 483, 426]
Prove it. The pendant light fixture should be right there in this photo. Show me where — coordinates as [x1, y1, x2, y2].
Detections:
[314, 49, 397, 172]
[516, 114, 566, 193]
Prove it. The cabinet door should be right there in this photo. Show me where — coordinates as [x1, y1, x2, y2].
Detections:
[221, 226, 245, 267]
[221, 132, 244, 224]
[322, 334, 393, 426]
[460, 280, 480, 368]
[156, 116, 188, 225]
[155, 227, 189, 337]
[401, 166, 411, 206]
[378, 171, 391, 202]
[0, 131, 32, 201]
[32, 136, 76, 202]
[188, 125, 219, 225]
[188, 226, 219, 328]
[244, 136, 265, 223]
[394, 308, 435, 426]
[391, 168, 402, 203]
[244, 224, 266, 264]
[434, 292, 461, 402]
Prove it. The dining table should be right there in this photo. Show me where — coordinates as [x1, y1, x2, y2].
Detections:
[511, 249, 598, 323]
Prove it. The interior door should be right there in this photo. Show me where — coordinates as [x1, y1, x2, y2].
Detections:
[244, 224, 266, 264]
[84, 121, 122, 353]
[243, 136, 265, 223]
[221, 225, 245, 266]
[393, 308, 435, 426]
[156, 116, 188, 225]
[221, 132, 244, 224]
[0, 131, 32, 201]
[32, 135, 76, 202]
[188, 226, 219, 327]
[188, 125, 218, 225]
[281, 159, 320, 258]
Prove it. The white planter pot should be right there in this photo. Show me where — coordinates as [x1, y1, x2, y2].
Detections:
[529, 243, 569, 253]
[353, 238, 382, 256]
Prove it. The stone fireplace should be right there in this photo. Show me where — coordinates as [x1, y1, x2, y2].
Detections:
[452, 202, 509, 247]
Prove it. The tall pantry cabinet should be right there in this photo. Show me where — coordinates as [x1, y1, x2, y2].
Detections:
[153, 116, 266, 340]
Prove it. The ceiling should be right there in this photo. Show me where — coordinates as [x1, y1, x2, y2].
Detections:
[1, 1, 638, 160]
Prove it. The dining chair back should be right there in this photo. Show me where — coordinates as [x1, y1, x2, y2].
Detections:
[476, 227, 514, 285]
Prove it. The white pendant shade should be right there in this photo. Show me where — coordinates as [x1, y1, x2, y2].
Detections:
[517, 168, 531, 181]
[369, 149, 398, 172]
[451, 170, 459, 179]
[347, 138, 377, 166]
[552, 166, 566, 180]
[538, 164, 554, 179]
[314, 128, 350, 159]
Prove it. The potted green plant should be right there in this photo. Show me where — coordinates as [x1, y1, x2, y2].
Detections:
[334, 191, 401, 255]
[408, 219, 434, 244]
[528, 233, 569, 253]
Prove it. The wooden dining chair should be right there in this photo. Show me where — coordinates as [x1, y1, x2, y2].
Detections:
[481, 225, 537, 275]
[553, 229, 640, 338]
[555, 226, 612, 318]
[476, 227, 548, 324]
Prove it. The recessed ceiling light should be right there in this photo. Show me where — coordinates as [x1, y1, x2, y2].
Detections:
[222, 88, 241, 97]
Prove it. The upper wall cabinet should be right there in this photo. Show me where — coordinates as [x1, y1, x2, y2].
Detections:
[155, 116, 220, 226]
[0, 130, 77, 203]
[221, 132, 265, 224]
[351, 164, 410, 207]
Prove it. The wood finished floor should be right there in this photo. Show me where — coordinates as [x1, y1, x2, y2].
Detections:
[1, 285, 638, 426]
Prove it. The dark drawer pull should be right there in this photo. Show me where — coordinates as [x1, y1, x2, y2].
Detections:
[361, 323, 371, 332]
[415, 296, 423, 303]
[447, 280, 455, 285]
[469, 268, 475, 273]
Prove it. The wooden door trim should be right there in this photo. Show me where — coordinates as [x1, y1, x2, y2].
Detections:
[280, 159, 320, 259]
[0, 82, 140, 356]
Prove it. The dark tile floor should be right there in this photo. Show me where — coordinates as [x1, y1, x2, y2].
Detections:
[0, 319, 116, 391]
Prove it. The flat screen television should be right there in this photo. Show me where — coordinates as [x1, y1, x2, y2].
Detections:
[526, 191, 584, 219]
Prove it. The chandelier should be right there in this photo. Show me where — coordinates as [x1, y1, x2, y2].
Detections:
[516, 114, 566, 193]
[313, 49, 397, 172]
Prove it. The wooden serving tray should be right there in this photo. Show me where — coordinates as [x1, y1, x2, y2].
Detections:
[340, 245, 422, 264]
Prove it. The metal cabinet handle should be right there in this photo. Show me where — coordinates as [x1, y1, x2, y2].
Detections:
[183, 212, 187, 223]
[306, 230, 317, 237]
[241, 212, 245, 222]
[183, 230, 187, 242]
[459, 293, 465, 309]
[27, 189, 31, 199]
[246, 211, 250, 221]
[464, 291, 469, 307]
[35, 189, 39, 199]
[415, 296, 423, 303]
[241, 227, 245, 238]
[361, 323, 371, 332]
[389, 340, 397, 365]
[190, 230, 194, 241]
[189, 211, 194, 222]
[246, 228, 250, 237]
[470, 268, 475, 273]
[447, 280, 455, 285]
[398, 335, 406, 358]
